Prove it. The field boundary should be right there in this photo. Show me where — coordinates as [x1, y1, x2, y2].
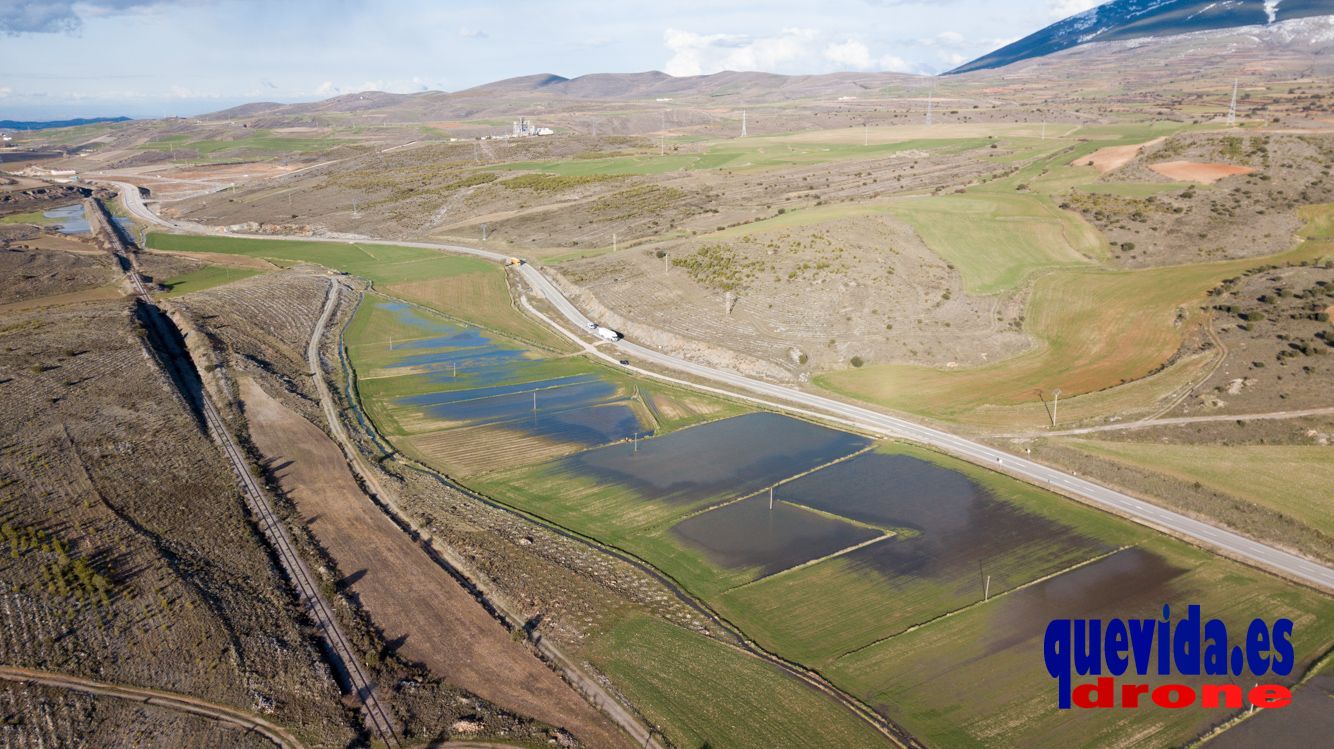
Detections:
[832, 544, 1135, 663]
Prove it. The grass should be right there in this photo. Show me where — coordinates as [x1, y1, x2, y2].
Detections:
[1055, 438, 1334, 537]
[817, 208, 1334, 422]
[159, 266, 262, 297]
[584, 614, 893, 749]
[886, 192, 1105, 294]
[825, 535, 1334, 749]
[146, 233, 475, 284]
[137, 131, 347, 157]
[383, 272, 572, 352]
[0, 210, 60, 225]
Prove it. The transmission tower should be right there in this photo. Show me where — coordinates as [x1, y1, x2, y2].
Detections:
[1226, 78, 1238, 126]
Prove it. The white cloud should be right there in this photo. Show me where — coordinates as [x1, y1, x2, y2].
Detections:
[877, 54, 913, 73]
[316, 80, 335, 95]
[927, 30, 966, 47]
[665, 27, 921, 76]
[457, 27, 486, 39]
[824, 39, 873, 69]
[0, 85, 11, 97]
[1049, 0, 1103, 20]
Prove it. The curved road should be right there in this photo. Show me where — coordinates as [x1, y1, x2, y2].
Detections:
[105, 180, 1334, 592]
[0, 666, 304, 748]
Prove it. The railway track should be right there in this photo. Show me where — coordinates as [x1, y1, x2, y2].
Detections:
[88, 199, 400, 748]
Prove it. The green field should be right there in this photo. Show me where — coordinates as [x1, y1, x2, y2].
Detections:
[1056, 438, 1334, 537]
[160, 266, 262, 296]
[886, 192, 1105, 294]
[587, 615, 891, 749]
[146, 232, 569, 349]
[0, 210, 58, 225]
[137, 130, 348, 157]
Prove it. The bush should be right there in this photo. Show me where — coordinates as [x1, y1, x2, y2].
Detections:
[850, 356, 865, 368]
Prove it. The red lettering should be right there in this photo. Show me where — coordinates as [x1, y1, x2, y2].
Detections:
[1151, 684, 1195, 709]
[1201, 684, 1243, 708]
[1073, 677, 1114, 708]
[1120, 683, 1149, 708]
[1249, 684, 1292, 709]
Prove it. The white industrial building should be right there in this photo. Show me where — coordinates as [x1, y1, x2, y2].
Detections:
[512, 117, 554, 137]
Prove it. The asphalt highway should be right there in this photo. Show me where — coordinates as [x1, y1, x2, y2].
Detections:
[106, 180, 1334, 592]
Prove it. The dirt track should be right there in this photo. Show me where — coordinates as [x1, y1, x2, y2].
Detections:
[237, 376, 630, 749]
[1077, 136, 1165, 172]
[0, 666, 303, 748]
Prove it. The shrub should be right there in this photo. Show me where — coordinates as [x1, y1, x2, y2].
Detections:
[850, 356, 864, 368]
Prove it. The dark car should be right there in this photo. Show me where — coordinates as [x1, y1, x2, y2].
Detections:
[618, 359, 630, 366]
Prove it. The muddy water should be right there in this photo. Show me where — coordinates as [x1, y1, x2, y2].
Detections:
[44, 203, 91, 234]
[978, 547, 1186, 658]
[379, 301, 648, 446]
[564, 412, 872, 506]
[673, 495, 881, 575]
[777, 452, 1109, 584]
[43, 203, 131, 236]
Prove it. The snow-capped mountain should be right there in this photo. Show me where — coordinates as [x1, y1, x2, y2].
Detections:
[947, 0, 1334, 74]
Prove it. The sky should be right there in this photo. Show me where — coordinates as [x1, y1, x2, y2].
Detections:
[0, 0, 1103, 119]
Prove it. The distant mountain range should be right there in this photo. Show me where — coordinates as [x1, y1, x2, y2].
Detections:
[948, 0, 1334, 74]
[0, 116, 131, 131]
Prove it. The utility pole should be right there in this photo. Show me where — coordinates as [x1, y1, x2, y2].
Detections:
[452, 361, 457, 378]
[481, 223, 488, 241]
[741, 110, 747, 137]
[1041, 121, 1046, 140]
[1051, 387, 1062, 427]
[863, 121, 868, 147]
[925, 81, 935, 127]
[612, 232, 617, 253]
[633, 432, 639, 453]
[532, 390, 537, 413]
[660, 110, 666, 155]
[769, 485, 774, 511]
[1226, 78, 1238, 126]
[984, 575, 991, 602]
[663, 251, 669, 274]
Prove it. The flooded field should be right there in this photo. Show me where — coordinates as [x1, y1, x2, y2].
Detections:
[345, 293, 1334, 749]
[43, 203, 131, 235]
[566, 412, 871, 507]
[828, 539, 1334, 749]
[355, 300, 650, 473]
[778, 452, 1111, 586]
[672, 496, 883, 577]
